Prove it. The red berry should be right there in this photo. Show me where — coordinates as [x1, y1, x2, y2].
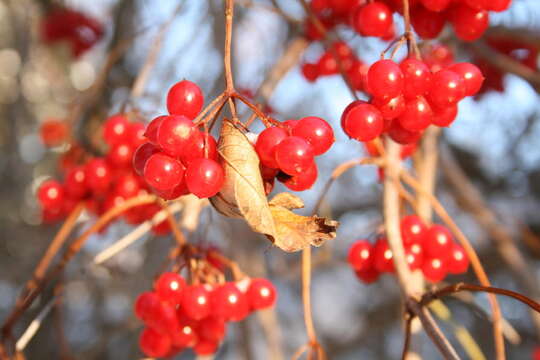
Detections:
[448, 63, 484, 96]
[367, 60, 404, 99]
[40, 119, 68, 147]
[211, 282, 249, 321]
[371, 95, 405, 120]
[139, 327, 172, 358]
[146, 300, 179, 335]
[448, 243, 469, 274]
[198, 317, 226, 342]
[64, 166, 88, 199]
[341, 101, 384, 142]
[347, 240, 374, 271]
[405, 247, 423, 270]
[411, 5, 446, 39]
[156, 115, 198, 157]
[107, 142, 134, 168]
[317, 52, 339, 75]
[127, 122, 147, 148]
[352, 2, 393, 38]
[154, 272, 186, 305]
[179, 131, 218, 165]
[428, 69, 466, 108]
[115, 173, 142, 199]
[373, 238, 394, 273]
[103, 114, 129, 146]
[143, 153, 184, 191]
[133, 142, 160, 176]
[398, 96, 432, 132]
[291, 117, 334, 155]
[347, 60, 370, 91]
[388, 121, 422, 145]
[181, 285, 211, 320]
[172, 312, 199, 347]
[152, 181, 189, 200]
[488, 0, 511, 11]
[355, 268, 380, 284]
[420, 0, 450, 12]
[422, 257, 447, 282]
[274, 136, 315, 176]
[279, 162, 318, 191]
[166, 80, 204, 119]
[431, 103, 458, 127]
[302, 63, 319, 82]
[400, 215, 426, 245]
[423, 224, 453, 258]
[400, 58, 432, 99]
[449, 4, 489, 42]
[283, 119, 300, 134]
[84, 158, 112, 193]
[185, 158, 224, 198]
[194, 338, 218, 356]
[134, 291, 161, 322]
[255, 127, 288, 169]
[144, 116, 166, 144]
[37, 180, 64, 209]
[247, 278, 277, 310]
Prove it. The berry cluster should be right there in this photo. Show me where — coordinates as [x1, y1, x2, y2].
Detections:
[347, 215, 469, 284]
[40, 8, 104, 57]
[135, 271, 277, 358]
[36, 115, 172, 234]
[255, 116, 334, 192]
[301, 41, 370, 93]
[136, 80, 224, 200]
[305, 0, 510, 43]
[341, 56, 484, 144]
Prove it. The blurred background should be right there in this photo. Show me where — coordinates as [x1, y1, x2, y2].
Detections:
[1, 0, 540, 359]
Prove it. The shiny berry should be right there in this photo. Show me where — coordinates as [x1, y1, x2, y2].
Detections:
[154, 272, 186, 305]
[156, 115, 198, 157]
[211, 282, 249, 321]
[348, 240, 374, 272]
[400, 58, 432, 99]
[405, 247, 423, 271]
[411, 5, 446, 39]
[371, 95, 405, 120]
[181, 285, 211, 320]
[134, 291, 161, 322]
[185, 158, 224, 198]
[420, 0, 451, 12]
[127, 122, 147, 148]
[398, 96, 432, 132]
[367, 60, 404, 99]
[449, 4, 489, 42]
[172, 312, 198, 347]
[133, 142, 160, 176]
[422, 257, 447, 282]
[279, 162, 318, 191]
[423, 224, 453, 258]
[274, 136, 315, 176]
[38, 180, 64, 209]
[400, 215, 426, 245]
[143, 153, 184, 191]
[179, 131, 217, 165]
[144, 116, 165, 144]
[199, 317, 226, 342]
[292, 116, 334, 155]
[448, 243, 469, 274]
[103, 114, 129, 146]
[84, 158, 112, 193]
[139, 327, 172, 358]
[341, 101, 384, 142]
[428, 69, 466, 108]
[107, 142, 134, 167]
[302, 63, 319, 82]
[115, 173, 142, 199]
[448, 63, 484, 96]
[255, 127, 288, 169]
[247, 278, 277, 310]
[352, 2, 393, 38]
[166, 80, 204, 119]
[64, 166, 88, 199]
[373, 238, 394, 273]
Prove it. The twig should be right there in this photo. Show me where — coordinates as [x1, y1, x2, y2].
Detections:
[224, 0, 235, 92]
[415, 127, 440, 222]
[400, 170, 506, 359]
[401, 314, 413, 360]
[14, 299, 55, 352]
[130, 2, 184, 98]
[94, 201, 183, 264]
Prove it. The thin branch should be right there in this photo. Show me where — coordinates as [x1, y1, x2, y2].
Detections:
[224, 0, 235, 91]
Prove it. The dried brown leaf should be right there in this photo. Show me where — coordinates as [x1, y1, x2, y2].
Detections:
[210, 120, 339, 252]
